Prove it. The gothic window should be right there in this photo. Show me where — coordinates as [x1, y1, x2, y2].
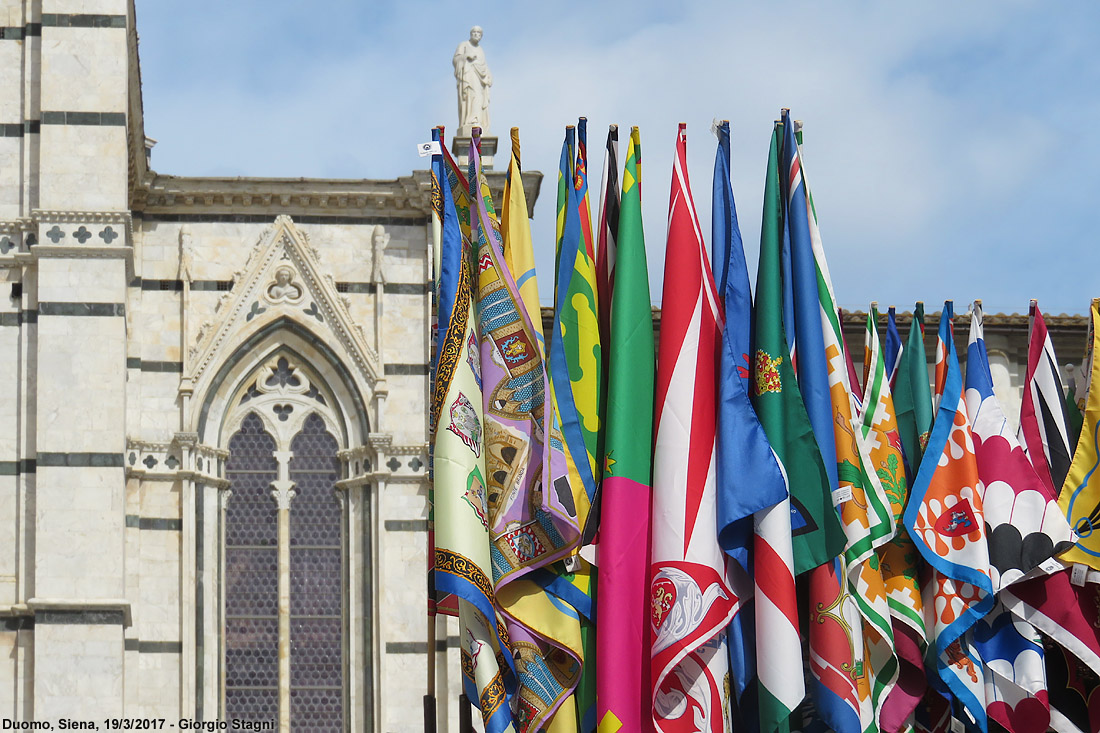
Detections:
[221, 355, 349, 731]
[289, 414, 344, 730]
[225, 413, 279, 721]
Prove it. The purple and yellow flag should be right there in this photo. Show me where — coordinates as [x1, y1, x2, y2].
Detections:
[459, 131, 587, 731]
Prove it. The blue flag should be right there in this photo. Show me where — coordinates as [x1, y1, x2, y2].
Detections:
[780, 111, 840, 500]
[712, 120, 788, 728]
[885, 306, 902, 389]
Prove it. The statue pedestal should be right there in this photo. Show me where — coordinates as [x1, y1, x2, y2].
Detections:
[451, 136, 497, 170]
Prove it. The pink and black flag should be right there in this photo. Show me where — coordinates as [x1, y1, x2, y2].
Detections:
[1019, 300, 1075, 495]
[966, 301, 1076, 733]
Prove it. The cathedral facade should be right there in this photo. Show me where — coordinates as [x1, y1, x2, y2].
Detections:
[0, 3, 1088, 733]
[0, 2, 540, 730]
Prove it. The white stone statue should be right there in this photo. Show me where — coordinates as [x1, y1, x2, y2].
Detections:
[371, 225, 390, 284]
[178, 225, 194, 282]
[453, 26, 492, 136]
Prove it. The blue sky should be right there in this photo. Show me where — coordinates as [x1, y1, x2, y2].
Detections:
[135, 1, 1100, 315]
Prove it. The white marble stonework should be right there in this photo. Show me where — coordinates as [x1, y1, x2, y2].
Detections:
[0, 3, 543, 729]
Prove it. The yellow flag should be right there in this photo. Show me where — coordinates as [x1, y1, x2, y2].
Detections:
[501, 127, 544, 355]
[1058, 299, 1100, 568]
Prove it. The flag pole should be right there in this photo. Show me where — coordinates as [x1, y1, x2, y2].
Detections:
[423, 125, 444, 733]
[459, 693, 473, 733]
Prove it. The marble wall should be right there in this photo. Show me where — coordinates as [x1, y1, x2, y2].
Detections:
[0, 2, 452, 729]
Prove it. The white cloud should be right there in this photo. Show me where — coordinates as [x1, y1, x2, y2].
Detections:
[136, 0, 1100, 315]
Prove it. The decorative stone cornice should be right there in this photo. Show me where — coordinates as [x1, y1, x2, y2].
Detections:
[131, 168, 542, 220]
[27, 597, 132, 626]
[33, 209, 132, 226]
[390, 442, 428, 456]
[0, 218, 35, 234]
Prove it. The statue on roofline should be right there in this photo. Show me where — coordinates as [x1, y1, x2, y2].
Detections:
[453, 26, 492, 136]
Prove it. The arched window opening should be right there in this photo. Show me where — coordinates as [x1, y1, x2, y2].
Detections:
[224, 413, 279, 721]
[219, 351, 351, 731]
[289, 414, 344, 730]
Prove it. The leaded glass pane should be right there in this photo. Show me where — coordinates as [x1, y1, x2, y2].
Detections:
[225, 548, 277, 617]
[225, 412, 279, 723]
[289, 618, 342, 686]
[226, 414, 277, 471]
[291, 688, 343, 733]
[225, 470, 277, 546]
[225, 688, 278, 723]
[290, 548, 342, 616]
[289, 413, 344, 731]
[225, 618, 279, 687]
[223, 406, 347, 730]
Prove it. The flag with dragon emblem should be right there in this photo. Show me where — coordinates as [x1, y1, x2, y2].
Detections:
[794, 121, 876, 733]
[432, 127, 518, 733]
[903, 301, 994, 732]
[650, 123, 736, 733]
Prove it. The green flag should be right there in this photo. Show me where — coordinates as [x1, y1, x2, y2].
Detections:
[893, 302, 934, 478]
[753, 122, 844, 576]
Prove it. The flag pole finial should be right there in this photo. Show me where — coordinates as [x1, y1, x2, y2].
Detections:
[510, 127, 520, 167]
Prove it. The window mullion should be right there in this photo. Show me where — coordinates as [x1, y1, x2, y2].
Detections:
[272, 449, 296, 733]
